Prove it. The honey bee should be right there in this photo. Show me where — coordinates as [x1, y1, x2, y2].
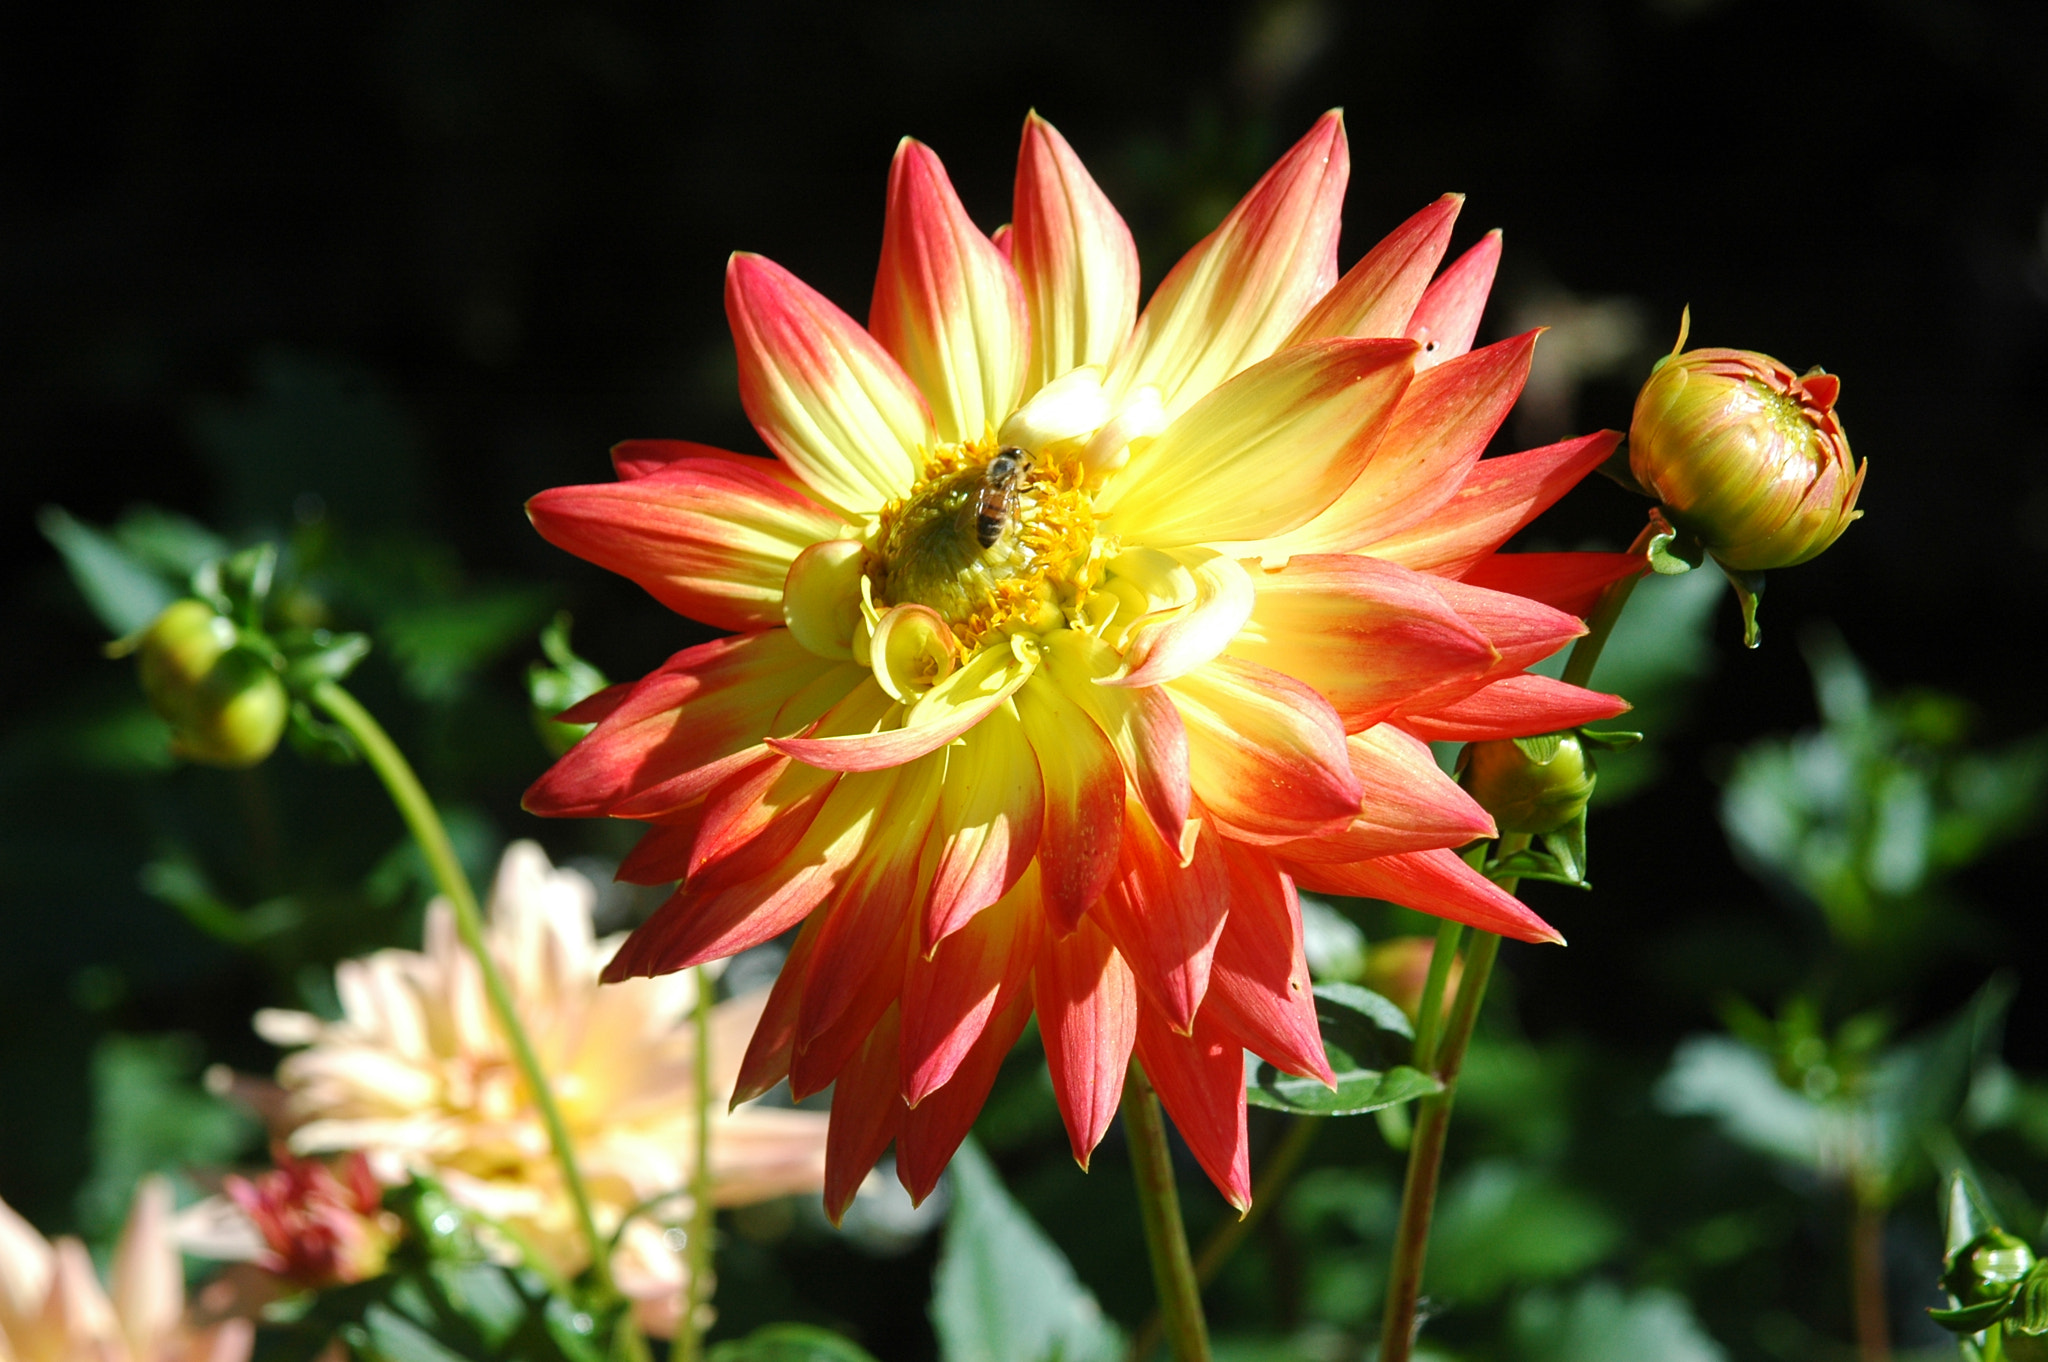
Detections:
[973, 445, 1035, 549]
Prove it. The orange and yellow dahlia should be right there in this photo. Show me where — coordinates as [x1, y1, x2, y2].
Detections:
[524, 111, 1634, 1214]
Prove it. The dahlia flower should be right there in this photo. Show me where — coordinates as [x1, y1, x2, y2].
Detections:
[252, 842, 830, 1336]
[0, 1177, 251, 1362]
[524, 112, 1634, 1212]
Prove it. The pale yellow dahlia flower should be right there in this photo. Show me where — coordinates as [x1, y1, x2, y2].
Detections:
[0, 1178, 250, 1362]
[253, 841, 829, 1336]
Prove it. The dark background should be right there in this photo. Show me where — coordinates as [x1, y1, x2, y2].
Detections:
[4, 1, 2046, 1357]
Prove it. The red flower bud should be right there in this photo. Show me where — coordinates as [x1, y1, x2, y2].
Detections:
[1628, 317, 1864, 573]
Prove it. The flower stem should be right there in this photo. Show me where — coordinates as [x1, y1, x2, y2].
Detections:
[1851, 1191, 1892, 1362]
[1409, 917, 1467, 1072]
[308, 681, 614, 1300]
[1122, 1062, 1211, 1362]
[674, 966, 717, 1362]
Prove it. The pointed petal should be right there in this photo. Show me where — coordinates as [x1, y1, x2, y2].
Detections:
[601, 764, 895, 980]
[527, 459, 845, 632]
[1099, 337, 1417, 549]
[1434, 577, 1589, 675]
[768, 645, 1034, 772]
[897, 986, 1033, 1205]
[1134, 1008, 1251, 1211]
[523, 632, 847, 820]
[555, 682, 631, 725]
[1459, 551, 1640, 618]
[870, 139, 1029, 444]
[1105, 548, 1256, 690]
[1233, 554, 1498, 731]
[110, 1177, 182, 1351]
[1287, 194, 1462, 344]
[1044, 630, 1190, 853]
[1033, 918, 1138, 1168]
[823, 1005, 906, 1225]
[1395, 672, 1631, 742]
[901, 869, 1042, 1105]
[1013, 113, 1140, 391]
[1094, 800, 1228, 1034]
[1406, 230, 1500, 370]
[727, 252, 932, 515]
[1369, 431, 1621, 576]
[1203, 845, 1332, 1084]
[924, 707, 1044, 949]
[684, 755, 835, 891]
[1287, 847, 1562, 944]
[793, 756, 944, 1059]
[1168, 656, 1362, 844]
[1283, 724, 1494, 861]
[731, 913, 824, 1105]
[616, 810, 708, 886]
[1110, 112, 1349, 419]
[1016, 672, 1124, 932]
[610, 440, 804, 483]
[1257, 330, 1541, 560]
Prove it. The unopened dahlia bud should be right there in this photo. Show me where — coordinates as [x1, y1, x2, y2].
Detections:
[1628, 317, 1864, 574]
[131, 599, 288, 766]
[1460, 733, 1593, 838]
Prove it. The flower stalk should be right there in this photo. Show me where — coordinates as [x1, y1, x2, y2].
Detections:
[1377, 540, 1652, 1360]
[307, 680, 615, 1303]
[1123, 1062, 1212, 1362]
[675, 965, 717, 1362]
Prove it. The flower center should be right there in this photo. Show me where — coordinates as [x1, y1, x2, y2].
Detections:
[868, 440, 1098, 649]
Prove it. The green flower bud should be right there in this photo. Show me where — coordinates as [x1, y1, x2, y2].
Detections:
[1943, 1230, 2036, 1308]
[132, 600, 287, 767]
[1628, 315, 1864, 573]
[1460, 733, 1594, 837]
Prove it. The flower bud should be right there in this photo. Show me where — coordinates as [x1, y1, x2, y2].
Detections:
[132, 600, 288, 766]
[1628, 321, 1864, 573]
[1364, 936, 1462, 1024]
[1942, 1229, 2036, 1308]
[1460, 733, 1594, 837]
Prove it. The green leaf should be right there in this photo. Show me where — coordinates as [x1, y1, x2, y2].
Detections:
[1655, 1035, 1825, 1172]
[1247, 984, 1442, 1117]
[109, 505, 232, 578]
[529, 613, 611, 756]
[278, 629, 373, 691]
[1721, 563, 1765, 648]
[930, 1138, 1123, 1362]
[1647, 522, 1704, 576]
[1512, 1281, 1729, 1362]
[1931, 1299, 2018, 1334]
[1512, 732, 1565, 764]
[710, 1325, 884, 1362]
[39, 505, 179, 636]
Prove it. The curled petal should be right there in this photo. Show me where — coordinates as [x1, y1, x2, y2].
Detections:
[1286, 193, 1462, 344]
[1099, 337, 1417, 549]
[1044, 630, 1190, 853]
[1368, 430, 1622, 576]
[902, 867, 1041, 1105]
[769, 644, 1034, 772]
[822, 1005, 905, 1226]
[1013, 113, 1140, 392]
[1093, 799, 1228, 1035]
[870, 139, 1029, 445]
[897, 986, 1033, 1206]
[1134, 1006, 1252, 1211]
[783, 540, 869, 659]
[1167, 656, 1363, 844]
[869, 603, 960, 702]
[924, 707, 1044, 949]
[1110, 111, 1349, 419]
[1283, 725, 1494, 861]
[1254, 331, 1539, 560]
[1406, 230, 1500, 370]
[1286, 847, 1562, 944]
[727, 252, 931, 515]
[1203, 843, 1332, 1085]
[523, 632, 849, 820]
[528, 460, 845, 632]
[1015, 673, 1124, 933]
[1033, 918, 1137, 1169]
[1233, 554, 1497, 731]
[1107, 549, 1256, 689]
[1459, 551, 1641, 618]
[1396, 673, 1631, 743]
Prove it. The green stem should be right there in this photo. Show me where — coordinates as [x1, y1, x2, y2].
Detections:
[1122, 1063, 1211, 1362]
[675, 966, 717, 1362]
[1409, 917, 1467, 1073]
[309, 681, 614, 1300]
[1130, 1115, 1323, 1359]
